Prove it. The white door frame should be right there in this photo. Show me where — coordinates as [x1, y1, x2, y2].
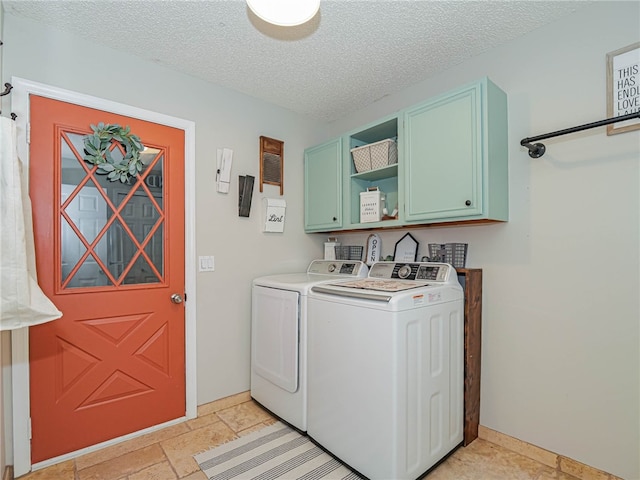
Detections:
[9, 77, 198, 476]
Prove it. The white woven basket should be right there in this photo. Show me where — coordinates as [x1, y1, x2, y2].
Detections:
[351, 138, 398, 173]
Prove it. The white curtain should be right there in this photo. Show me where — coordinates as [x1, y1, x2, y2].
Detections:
[0, 116, 62, 330]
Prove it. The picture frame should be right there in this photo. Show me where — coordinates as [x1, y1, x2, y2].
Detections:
[606, 42, 640, 136]
[393, 233, 418, 262]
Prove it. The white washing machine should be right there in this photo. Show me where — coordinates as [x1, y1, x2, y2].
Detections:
[307, 262, 464, 480]
[251, 259, 368, 432]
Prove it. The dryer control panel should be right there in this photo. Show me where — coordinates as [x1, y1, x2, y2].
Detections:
[307, 260, 368, 276]
[369, 262, 451, 283]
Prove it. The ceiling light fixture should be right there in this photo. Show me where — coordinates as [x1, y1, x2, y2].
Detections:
[246, 0, 320, 27]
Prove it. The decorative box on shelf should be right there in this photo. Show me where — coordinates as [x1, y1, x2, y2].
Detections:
[360, 187, 385, 223]
[351, 138, 398, 173]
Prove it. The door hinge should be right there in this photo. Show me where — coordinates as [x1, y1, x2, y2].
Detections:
[28, 417, 32, 440]
[27, 122, 31, 144]
[184, 293, 187, 302]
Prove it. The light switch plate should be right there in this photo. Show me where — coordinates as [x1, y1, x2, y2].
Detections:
[199, 256, 215, 272]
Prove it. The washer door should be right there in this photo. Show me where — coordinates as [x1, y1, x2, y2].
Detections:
[252, 286, 299, 393]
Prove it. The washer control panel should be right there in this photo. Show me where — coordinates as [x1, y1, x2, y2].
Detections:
[369, 262, 451, 282]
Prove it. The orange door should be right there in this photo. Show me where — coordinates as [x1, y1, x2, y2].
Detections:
[28, 95, 186, 463]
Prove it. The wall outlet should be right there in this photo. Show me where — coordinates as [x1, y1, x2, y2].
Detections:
[199, 256, 215, 272]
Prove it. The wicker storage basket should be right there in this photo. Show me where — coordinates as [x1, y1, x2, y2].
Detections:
[351, 138, 398, 173]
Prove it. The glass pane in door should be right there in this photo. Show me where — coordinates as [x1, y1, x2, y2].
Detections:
[59, 131, 165, 289]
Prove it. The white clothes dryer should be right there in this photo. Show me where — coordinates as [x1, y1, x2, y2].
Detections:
[251, 260, 368, 432]
[307, 262, 464, 480]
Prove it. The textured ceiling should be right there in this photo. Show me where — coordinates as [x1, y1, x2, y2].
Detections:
[3, 0, 591, 122]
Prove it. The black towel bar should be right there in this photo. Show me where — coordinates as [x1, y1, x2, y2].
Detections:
[521, 111, 640, 158]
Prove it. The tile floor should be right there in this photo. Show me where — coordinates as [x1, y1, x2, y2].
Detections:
[17, 392, 582, 480]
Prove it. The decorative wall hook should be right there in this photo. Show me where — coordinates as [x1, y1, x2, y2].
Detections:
[0, 82, 16, 119]
[0, 43, 15, 118]
[0, 82, 13, 97]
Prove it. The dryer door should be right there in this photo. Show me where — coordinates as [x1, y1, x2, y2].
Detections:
[252, 286, 299, 393]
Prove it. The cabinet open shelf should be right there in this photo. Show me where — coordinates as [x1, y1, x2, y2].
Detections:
[350, 163, 398, 182]
[349, 117, 398, 149]
[348, 116, 400, 226]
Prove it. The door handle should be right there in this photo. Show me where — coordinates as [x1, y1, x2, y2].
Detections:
[170, 293, 184, 304]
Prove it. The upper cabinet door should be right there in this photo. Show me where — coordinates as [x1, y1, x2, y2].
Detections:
[404, 83, 482, 221]
[404, 78, 508, 224]
[304, 138, 343, 232]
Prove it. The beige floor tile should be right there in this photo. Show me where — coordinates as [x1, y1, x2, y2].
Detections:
[127, 461, 178, 480]
[16, 393, 616, 480]
[215, 400, 273, 432]
[479, 425, 558, 469]
[473, 440, 556, 478]
[17, 460, 75, 480]
[186, 412, 223, 430]
[237, 418, 278, 437]
[427, 457, 491, 480]
[536, 470, 582, 480]
[181, 471, 208, 480]
[75, 423, 191, 470]
[160, 421, 237, 477]
[77, 444, 167, 480]
[427, 440, 555, 480]
[196, 391, 252, 417]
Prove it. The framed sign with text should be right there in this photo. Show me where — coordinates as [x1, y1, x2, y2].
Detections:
[606, 42, 640, 135]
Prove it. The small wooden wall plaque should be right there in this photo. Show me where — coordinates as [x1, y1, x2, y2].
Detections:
[259, 136, 284, 195]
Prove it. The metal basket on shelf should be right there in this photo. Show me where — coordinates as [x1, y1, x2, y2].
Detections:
[335, 246, 364, 261]
[428, 243, 468, 268]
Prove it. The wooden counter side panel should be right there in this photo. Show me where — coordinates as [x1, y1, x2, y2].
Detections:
[459, 268, 483, 446]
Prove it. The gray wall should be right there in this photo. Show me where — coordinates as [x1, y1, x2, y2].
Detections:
[0, 7, 327, 469]
[328, 3, 639, 479]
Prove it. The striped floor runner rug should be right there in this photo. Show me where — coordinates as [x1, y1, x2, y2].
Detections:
[195, 421, 363, 480]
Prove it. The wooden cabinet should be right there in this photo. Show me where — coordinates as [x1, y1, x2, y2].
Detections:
[458, 268, 482, 446]
[404, 79, 508, 223]
[304, 77, 508, 233]
[304, 139, 343, 232]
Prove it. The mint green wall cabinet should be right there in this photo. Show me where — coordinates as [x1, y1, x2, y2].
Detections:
[404, 78, 508, 223]
[303, 78, 508, 233]
[304, 139, 343, 231]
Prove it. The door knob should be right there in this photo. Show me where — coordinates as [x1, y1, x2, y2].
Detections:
[170, 293, 183, 304]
